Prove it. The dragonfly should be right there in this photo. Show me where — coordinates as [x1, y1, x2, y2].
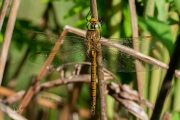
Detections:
[25, 18, 160, 115]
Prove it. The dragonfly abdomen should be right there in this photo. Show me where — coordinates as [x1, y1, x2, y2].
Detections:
[90, 50, 97, 115]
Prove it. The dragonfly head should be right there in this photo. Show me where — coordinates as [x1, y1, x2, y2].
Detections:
[86, 18, 101, 30]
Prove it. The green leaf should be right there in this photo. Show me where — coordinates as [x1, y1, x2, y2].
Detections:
[64, 5, 84, 18]
[171, 111, 180, 120]
[40, 0, 50, 3]
[138, 16, 174, 55]
[107, 95, 115, 119]
[174, 0, 180, 15]
[0, 33, 3, 43]
[155, 0, 166, 20]
[121, 0, 131, 37]
[64, 1, 89, 18]
[40, 0, 61, 2]
[145, 0, 155, 16]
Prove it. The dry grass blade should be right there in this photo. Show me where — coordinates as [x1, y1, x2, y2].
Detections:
[108, 83, 153, 108]
[120, 84, 154, 109]
[108, 83, 150, 120]
[0, 0, 10, 31]
[0, 102, 27, 120]
[3, 91, 26, 105]
[0, 0, 21, 85]
[128, 0, 144, 100]
[0, 86, 16, 96]
[37, 97, 60, 109]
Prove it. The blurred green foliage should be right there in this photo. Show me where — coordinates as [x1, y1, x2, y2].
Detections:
[1, 0, 180, 120]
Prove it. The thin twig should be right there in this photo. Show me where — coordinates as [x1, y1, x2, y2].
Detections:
[128, 0, 139, 38]
[0, 0, 10, 31]
[3, 91, 26, 105]
[0, 102, 27, 120]
[150, 35, 180, 119]
[90, 0, 98, 19]
[128, 0, 144, 100]
[0, 0, 21, 85]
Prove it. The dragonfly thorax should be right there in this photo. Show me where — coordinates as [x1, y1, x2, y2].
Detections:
[86, 18, 101, 30]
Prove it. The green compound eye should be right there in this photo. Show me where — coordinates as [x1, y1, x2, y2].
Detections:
[86, 18, 101, 30]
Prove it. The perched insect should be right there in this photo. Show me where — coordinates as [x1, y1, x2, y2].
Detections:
[25, 17, 160, 115]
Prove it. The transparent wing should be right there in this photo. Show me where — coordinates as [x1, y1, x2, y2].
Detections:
[24, 31, 86, 50]
[101, 44, 159, 72]
[102, 36, 161, 51]
[100, 36, 160, 72]
[29, 40, 88, 66]
[26, 32, 159, 72]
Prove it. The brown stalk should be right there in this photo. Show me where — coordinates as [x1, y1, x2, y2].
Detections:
[128, 0, 144, 103]
[0, 0, 10, 31]
[90, 0, 98, 19]
[3, 90, 26, 104]
[0, 0, 21, 85]
[36, 97, 61, 109]
[40, 75, 91, 91]
[0, 102, 27, 120]
[17, 29, 68, 114]
[90, 0, 107, 119]
[0, 86, 16, 96]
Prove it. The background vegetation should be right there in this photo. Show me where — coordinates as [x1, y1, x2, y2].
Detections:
[0, 0, 180, 120]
